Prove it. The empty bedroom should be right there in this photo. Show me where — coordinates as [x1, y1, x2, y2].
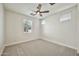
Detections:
[0, 3, 79, 56]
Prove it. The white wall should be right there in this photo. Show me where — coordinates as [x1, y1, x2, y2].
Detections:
[5, 10, 40, 46]
[77, 4, 79, 52]
[41, 6, 77, 49]
[0, 3, 5, 55]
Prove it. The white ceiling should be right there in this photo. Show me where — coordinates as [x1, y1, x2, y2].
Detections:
[4, 3, 76, 19]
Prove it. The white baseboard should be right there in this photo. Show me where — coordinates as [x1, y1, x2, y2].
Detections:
[0, 46, 5, 56]
[41, 36, 77, 50]
[5, 38, 38, 47]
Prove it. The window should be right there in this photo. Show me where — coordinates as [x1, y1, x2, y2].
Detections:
[60, 13, 71, 22]
[23, 19, 32, 33]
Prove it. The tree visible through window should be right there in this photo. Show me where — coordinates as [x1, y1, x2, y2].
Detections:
[23, 19, 32, 33]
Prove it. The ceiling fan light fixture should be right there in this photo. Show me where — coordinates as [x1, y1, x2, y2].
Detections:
[37, 12, 40, 15]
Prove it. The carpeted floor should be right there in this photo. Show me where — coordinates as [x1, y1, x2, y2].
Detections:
[2, 39, 77, 56]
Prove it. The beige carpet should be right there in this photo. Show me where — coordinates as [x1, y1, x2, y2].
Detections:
[2, 39, 77, 56]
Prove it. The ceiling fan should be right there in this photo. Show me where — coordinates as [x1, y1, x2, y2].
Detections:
[30, 4, 50, 17]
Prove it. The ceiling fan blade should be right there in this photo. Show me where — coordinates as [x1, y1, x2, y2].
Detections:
[37, 4, 42, 10]
[40, 10, 49, 13]
[49, 3, 55, 5]
[30, 13, 36, 16]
